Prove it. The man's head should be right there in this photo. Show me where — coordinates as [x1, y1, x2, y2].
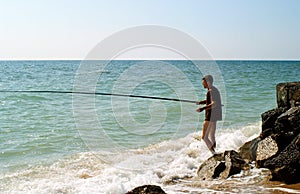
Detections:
[202, 75, 213, 88]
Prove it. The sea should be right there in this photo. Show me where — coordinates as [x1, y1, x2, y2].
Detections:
[0, 60, 300, 194]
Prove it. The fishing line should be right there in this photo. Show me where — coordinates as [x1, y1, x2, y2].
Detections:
[0, 90, 198, 104]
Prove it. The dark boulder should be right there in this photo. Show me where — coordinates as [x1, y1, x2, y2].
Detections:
[261, 108, 287, 138]
[273, 107, 300, 151]
[220, 150, 249, 179]
[125, 185, 166, 194]
[197, 153, 224, 180]
[263, 133, 300, 184]
[237, 82, 300, 184]
[257, 90, 300, 167]
[277, 82, 300, 108]
[259, 107, 300, 154]
[197, 150, 248, 180]
[238, 137, 260, 163]
[275, 107, 300, 135]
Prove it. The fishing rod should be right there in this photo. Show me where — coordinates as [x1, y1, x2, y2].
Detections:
[0, 90, 198, 104]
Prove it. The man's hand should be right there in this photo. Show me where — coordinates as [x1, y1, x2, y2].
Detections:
[196, 107, 205, 112]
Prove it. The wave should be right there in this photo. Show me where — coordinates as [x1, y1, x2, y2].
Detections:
[3, 122, 298, 194]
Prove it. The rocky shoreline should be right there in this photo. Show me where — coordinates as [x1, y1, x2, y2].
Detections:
[241, 82, 300, 184]
[126, 82, 300, 193]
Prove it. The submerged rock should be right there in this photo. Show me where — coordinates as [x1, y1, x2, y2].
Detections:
[125, 185, 166, 194]
[197, 150, 248, 180]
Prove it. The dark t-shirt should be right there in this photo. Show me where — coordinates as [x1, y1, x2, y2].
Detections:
[205, 86, 222, 121]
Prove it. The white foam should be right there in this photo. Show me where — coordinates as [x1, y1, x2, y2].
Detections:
[268, 187, 300, 194]
[0, 122, 272, 194]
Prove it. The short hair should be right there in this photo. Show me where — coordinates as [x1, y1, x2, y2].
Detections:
[202, 75, 213, 84]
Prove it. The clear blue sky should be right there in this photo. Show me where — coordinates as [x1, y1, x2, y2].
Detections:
[1, 0, 299, 60]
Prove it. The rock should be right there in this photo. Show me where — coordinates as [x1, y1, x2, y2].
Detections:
[238, 137, 260, 163]
[219, 150, 249, 179]
[277, 82, 300, 108]
[273, 107, 300, 151]
[125, 185, 166, 194]
[256, 136, 279, 168]
[261, 108, 287, 138]
[255, 82, 300, 184]
[198, 82, 300, 184]
[79, 173, 92, 179]
[275, 107, 300, 134]
[260, 106, 300, 154]
[197, 153, 224, 180]
[197, 150, 248, 180]
[263, 133, 300, 184]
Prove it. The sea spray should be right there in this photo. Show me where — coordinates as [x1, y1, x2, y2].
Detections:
[1, 123, 268, 194]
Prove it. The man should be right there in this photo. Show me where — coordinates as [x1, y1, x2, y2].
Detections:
[196, 75, 222, 154]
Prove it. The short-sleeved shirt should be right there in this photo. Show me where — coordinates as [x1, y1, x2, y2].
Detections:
[205, 86, 222, 122]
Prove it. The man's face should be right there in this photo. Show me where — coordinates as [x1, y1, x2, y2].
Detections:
[202, 79, 208, 89]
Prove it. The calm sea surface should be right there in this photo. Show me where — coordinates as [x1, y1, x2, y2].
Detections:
[0, 60, 299, 193]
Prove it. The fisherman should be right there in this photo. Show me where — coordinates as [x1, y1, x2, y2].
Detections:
[196, 75, 222, 154]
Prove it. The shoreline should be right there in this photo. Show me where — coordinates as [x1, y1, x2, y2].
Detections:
[267, 182, 300, 193]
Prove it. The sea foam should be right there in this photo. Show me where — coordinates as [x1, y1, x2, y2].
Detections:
[1, 122, 275, 194]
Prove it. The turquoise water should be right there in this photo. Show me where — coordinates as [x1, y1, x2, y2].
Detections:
[220, 60, 300, 125]
[0, 61, 82, 172]
[0, 60, 300, 193]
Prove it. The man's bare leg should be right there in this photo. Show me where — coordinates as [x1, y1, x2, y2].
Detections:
[202, 121, 214, 153]
[208, 121, 216, 149]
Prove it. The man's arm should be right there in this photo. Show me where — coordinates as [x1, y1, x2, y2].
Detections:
[197, 89, 216, 111]
[196, 101, 214, 112]
[196, 100, 206, 105]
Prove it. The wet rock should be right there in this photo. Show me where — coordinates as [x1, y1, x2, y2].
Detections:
[275, 107, 300, 134]
[79, 173, 92, 179]
[259, 107, 300, 153]
[273, 107, 300, 151]
[197, 153, 224, 180]
[197, 150, 248, 180]
[277, 82, 300, 108]
[263, 133, 300, 184]
[238, 137, 260, 163]
[220, 150, 249, 179]
[261, 108, 287, 138]
[251, 82, 300, 184]
[257, 105, 300, 182]
[256, 136, 279, 168]
[125, 185, 166, 194]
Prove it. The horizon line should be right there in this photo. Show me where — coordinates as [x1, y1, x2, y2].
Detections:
[0, 58, 300, 61]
